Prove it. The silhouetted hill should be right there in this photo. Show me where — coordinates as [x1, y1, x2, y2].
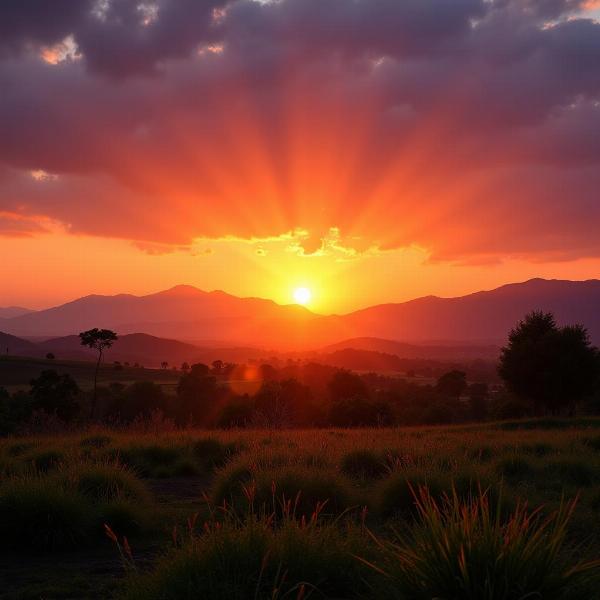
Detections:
[1, 285, 315, 344]
[2, 279, 599, 348]
[310, 348, 498, 382]
[37, 333, 273, 368]
[0, 331, 40, 356]
[0, 306, 34, 319]
[338, 279, 600, 344]
[321, 337, 500, 361]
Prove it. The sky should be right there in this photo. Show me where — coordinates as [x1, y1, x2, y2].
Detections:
[1, 0, 600, 314]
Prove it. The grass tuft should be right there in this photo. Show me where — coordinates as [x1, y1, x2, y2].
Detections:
[367, 486, 600, 600]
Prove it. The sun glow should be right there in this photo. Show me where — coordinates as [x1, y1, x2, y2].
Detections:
[293, 286, 312, 305]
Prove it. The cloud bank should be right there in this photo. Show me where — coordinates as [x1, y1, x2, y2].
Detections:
[0, 0, 599, 263]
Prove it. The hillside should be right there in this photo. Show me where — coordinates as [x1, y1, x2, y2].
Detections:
[2, 278, 599, 348]
[1, 285, 316, 345]
[0, 306, 34, 319]
[336, 278, 600, 344]
[0, 331, 40, 356]
[321, 337, 500, 361]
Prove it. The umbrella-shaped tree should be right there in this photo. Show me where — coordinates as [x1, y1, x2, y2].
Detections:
[79, 328, 118, 419]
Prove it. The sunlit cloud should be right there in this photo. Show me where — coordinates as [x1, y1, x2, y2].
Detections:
[40, 35, 81, 65]
[30, 170, 59, 182]
[0, 0, 600, 311]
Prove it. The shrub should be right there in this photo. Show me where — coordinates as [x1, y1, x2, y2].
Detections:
[0, 477, 90, 550]
[211, 462, 254, 506]
[69, 463, 150, 503]
[369, 487, 600, 600]
[193, 438, 234, 470]
[122, 517, 373, 599]
[254, 467, 352, 518]
[341, 449, 388, 480]
[96, 499, 149, 537]
[119, 444, 182, 476]
[212, 463, 352, 518]
[377, 472, 444, 518]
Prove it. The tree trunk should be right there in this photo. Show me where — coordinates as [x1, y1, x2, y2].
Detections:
[91, 349, 102, 420]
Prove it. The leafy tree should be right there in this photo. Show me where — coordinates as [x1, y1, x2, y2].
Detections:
[161, 361, 169, 370]
[328, 370, 369, 403]
[0, 388, 34, 434]
[216, 395, 254, 428]
[181, 362, 190, 373]
[436, 370, 467, 401]
[499, 311, 600, 415]
[29, 370, 80, 421]
[79, 328, 118, 419]
[254, 381, 288, 428]
[329, 396, 393, 426]
[45, 352, 55, 360]
[106, 381, 167, 423]
[176, 363, 218, 424]
[467, 383, 489, 421]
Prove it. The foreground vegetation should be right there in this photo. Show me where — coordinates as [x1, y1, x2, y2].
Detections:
[2, 420, 600, 598]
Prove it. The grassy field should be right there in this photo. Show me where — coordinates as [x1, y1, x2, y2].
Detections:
[1, 419, 600, 598]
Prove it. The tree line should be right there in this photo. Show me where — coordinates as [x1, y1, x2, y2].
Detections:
[1, 312, 599, 433]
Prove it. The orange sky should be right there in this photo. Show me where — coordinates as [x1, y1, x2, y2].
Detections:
[1, 1, 600, 313]
[2, 227, 600, 314]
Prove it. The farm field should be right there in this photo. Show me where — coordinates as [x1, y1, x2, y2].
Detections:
[2, 419, 600, 599]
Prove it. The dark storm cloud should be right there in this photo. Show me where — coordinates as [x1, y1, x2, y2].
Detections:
[0, 0, 599, 262]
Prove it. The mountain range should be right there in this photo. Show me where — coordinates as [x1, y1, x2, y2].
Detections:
[1, 279, 599, 354]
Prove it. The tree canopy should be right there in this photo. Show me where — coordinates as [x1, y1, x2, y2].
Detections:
[499, 311, 600, 415]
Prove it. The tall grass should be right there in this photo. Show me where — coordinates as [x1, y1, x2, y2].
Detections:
[0, 463, 153, 550]
[121, 498, 373, 599]
[367, 486, 600, 600]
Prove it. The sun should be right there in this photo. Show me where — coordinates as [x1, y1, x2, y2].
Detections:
[293, 286, 312, 305]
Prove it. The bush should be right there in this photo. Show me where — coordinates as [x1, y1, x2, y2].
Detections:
[119, 444, 183, 476]
[96, 499, 149, 537]
[369, 488, 600, 600]
[193, 438, 234, 470]
[69, 463, 150, 503]
[211, 462, 254, 506]
[377, 472, 444, 518]
[122, 517, 372, 599]
[212, 463, 352, 518]
[341, 449, 388, 480]
[0, 477, 90, 550]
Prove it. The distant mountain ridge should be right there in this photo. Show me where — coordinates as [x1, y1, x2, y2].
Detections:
[1, 278, 599, 348]
[0, 306, 35, 319]
[0, 331, 274, 368]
